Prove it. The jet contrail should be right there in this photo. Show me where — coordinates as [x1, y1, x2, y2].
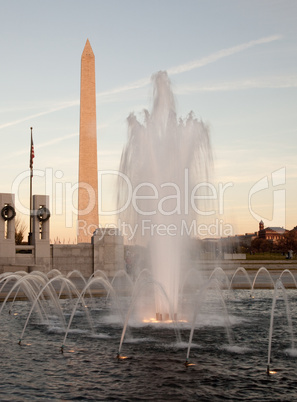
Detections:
[0, 34, 282, 130]
[167, 35, 282, 75]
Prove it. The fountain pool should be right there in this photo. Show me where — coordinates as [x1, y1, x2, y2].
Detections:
[0, 269, 297, 401]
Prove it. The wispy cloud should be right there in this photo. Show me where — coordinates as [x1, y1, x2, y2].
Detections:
[37, 133, 78, 149]
[98, 77, 150, 97]
[0, 101, 79, 130]
[167, 35, 282, 75]
[1, 133, 78, 161]
[0, 34, 282, 130]
[178, 75, 297, 93]
[98, 35, 283, 98]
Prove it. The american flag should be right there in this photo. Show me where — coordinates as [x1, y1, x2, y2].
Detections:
[30, 128, 34, 170]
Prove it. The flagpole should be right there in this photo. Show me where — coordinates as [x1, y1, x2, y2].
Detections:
[29, 127, 33, 245]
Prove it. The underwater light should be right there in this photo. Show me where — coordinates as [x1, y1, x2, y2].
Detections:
[266, 365, 277, 375]
[117, 353, 128, 360]
[184, 359, 195, 367]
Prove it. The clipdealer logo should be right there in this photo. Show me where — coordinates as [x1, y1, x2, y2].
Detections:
[11, 167, 286, 238]
[248, 167, 286, 228]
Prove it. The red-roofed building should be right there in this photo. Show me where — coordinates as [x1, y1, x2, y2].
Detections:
[258, 220, 288, 243]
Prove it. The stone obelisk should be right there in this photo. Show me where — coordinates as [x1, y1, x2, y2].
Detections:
[77, 39, 99, 243]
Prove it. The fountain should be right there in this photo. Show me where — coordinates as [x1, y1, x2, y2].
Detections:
[118, 71, 212, 322]
[0, 72, 297, 400]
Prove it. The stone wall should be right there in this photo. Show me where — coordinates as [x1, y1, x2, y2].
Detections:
[0, 235, 125, 279]
[92, 229, 125, 277]
[0, 193, 126, 278]
[224, 253, 246, 260]
[51, 244, 94, 276]
[1, 239, 125, 278]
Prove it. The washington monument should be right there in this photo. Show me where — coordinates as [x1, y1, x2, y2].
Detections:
[77, 39, 99, 243]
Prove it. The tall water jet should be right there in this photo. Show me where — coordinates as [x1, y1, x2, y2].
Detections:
[118, 71, 212, 320]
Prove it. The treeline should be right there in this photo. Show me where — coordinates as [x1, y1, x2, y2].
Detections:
[251, 230, 297, 254]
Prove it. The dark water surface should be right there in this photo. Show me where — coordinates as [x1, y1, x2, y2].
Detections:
[0, 290, 297, 401]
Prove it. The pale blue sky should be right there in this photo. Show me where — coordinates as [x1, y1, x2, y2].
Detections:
[1, 0, 296, 241]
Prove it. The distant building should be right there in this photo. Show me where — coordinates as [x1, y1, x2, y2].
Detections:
[218, 232, 257, 253]
[234, 232, 258, 246]
[258, 220, 288, 243]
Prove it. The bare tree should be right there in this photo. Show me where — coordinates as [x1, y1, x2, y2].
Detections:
[15, 216, 27, 245]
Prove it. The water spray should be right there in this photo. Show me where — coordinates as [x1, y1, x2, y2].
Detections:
[118, 71, 212, 324]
